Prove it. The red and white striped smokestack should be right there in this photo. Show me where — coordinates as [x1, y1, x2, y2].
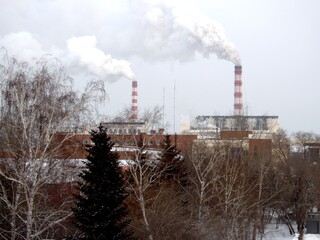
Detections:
[131, 80, 138, 121]
[234, 65, 243, 116]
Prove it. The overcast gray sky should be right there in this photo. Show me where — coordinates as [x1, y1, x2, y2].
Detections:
[0, 0, 319, 134]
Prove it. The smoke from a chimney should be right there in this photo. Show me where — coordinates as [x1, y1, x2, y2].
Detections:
[0, 1, 241, 76]
[66, 36, 135, 81]
[234, 65, 243, 116]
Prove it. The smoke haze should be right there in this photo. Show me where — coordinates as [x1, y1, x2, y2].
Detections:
[0, 0, 240, 82]
[67, 36, 135, 81]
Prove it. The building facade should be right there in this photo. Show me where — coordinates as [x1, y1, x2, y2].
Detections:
[189, 115, 279, 139]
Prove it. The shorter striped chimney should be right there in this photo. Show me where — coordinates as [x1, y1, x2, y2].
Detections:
[234, 65, 243, 116]
[131, 80, 138, 121]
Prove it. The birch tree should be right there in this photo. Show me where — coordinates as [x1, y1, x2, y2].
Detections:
[125, 136, 161, 240]
[210, 144, 256, 239]
[275, 155, 320, 240]
[189, 140, 279, 240]
[188, 140, 222, 222]
[0, 55, 105, 239]
[125, 132, 188, 240]
[272, 128, 291, 162]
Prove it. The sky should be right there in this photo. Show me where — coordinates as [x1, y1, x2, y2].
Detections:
[0, 0, 319, 134]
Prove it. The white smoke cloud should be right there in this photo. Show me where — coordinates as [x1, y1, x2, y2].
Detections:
[184, 16, 241, 64]
[0, 0, 241, 82]
[0, 32, 45, 61]
[66, 36, 135, 81]
[0, 33, 135, 81]
[129, 0, 241, 64]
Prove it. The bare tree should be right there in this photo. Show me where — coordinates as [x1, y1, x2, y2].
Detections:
[293, 131, 320, 160]
[0, 55, 105, 239]
[188, 140, 253, 239]
[188, 140, 222, 222]
[125, 134, 174, 240]
[110, 105, 168, 133]
[212, 146, 257, 240]
[126, 140, 157, 240]
[272, 128, 291, 162]
[112, 106, 133, 123]
[139, 105, 166, 131]
[104, 105, 168, 240]
[145, 186, 193, 240]
[188, 138, 283, 240]
[274, 155, 320, 240]
[249, 149, 285, 240]
[123, 130, 191, 240]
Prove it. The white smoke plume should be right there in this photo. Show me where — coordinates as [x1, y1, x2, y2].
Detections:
[0, 33, 135, 81]
[0, 0, 241, 81]
[66, 36, 135, 81]
[127, 0, 241, 64]
[0, 32, 45, 61]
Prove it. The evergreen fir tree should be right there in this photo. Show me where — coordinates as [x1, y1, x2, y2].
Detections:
[70, 125, 133, 240]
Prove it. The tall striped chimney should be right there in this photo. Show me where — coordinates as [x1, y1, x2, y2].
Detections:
[131, 80, 138, 121]
[234, 65, 243, 116]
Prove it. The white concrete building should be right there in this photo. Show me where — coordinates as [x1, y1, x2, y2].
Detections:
[189, 115, 279, 139]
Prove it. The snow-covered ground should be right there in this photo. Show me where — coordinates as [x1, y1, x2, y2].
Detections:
[300, 236, 320, 240]
[263, 224, 320, 240]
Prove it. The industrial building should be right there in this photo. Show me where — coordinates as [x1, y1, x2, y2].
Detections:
[188, 65, 279, 139]
[191, 115, 279, 136]
[180, 65, 277, 162]
[93, 64, 278, 163]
